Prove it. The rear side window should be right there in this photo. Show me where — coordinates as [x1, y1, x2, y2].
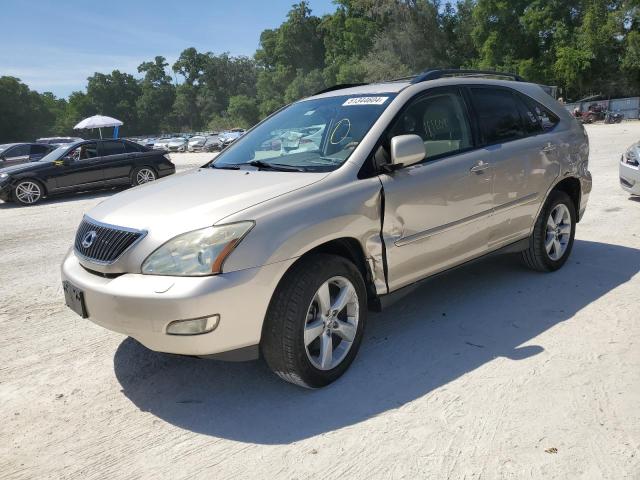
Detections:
[101, 141, 126, 157]
[124, 141, 143, 153]
[526, 99, 560, 132]
[470, 88, 525, 144]
[30, 144, 50, 155]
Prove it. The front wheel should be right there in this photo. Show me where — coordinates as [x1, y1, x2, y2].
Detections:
[522, 190, 576, 272]
[261, 254, 367, 388]
[13, 180, 43, 206]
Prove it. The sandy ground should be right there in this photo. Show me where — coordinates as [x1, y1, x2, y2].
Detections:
[1, 124, 639, 479]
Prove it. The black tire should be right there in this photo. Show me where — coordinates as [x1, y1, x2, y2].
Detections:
[522, 190, 576, 272]
[131, 166, 157, 186]
[261, 253, 368, 388]
[12, 179, 44, 206]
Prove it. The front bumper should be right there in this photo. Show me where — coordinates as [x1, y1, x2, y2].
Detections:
[620, 157, 640, 195]
[61, 250, 295, 356]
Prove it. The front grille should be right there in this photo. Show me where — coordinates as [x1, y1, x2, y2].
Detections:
[74, 216, 146, 264]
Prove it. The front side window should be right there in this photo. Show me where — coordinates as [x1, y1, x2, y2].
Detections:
[69, 142, 99, 160]
[470, 88, 525, 144]
[212, 94, 396, 172]
[388, 89, 473, 160]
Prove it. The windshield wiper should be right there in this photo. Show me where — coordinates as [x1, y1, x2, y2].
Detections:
[239, 160, 304, 172]
[210, 163, 240, 170]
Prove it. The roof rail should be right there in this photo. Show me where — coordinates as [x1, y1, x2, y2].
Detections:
[411, 69, 525, 84]
[313, 83, 368, 95]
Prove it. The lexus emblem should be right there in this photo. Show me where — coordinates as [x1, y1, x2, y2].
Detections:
[81, 230, 97, 249]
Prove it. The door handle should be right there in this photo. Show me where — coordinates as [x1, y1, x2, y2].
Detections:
[470, 160, 490, 173]
[541, 143, 557, 153]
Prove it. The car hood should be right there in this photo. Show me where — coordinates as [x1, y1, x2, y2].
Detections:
[0, 161, 46, 175]
[86, 167, 328, 239]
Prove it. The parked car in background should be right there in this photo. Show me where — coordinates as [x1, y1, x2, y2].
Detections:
[218, 130, 245, 148]
[0, 139, 175, 206]
[153, 138, 170, 151]
[187, 136, 207, 152]
[0, 143, 54, 167]
[36, 137, 84, 148]
[61, 70, 591, 388]
[620, 140, 640, 195]
[203, 136, 223, 152]
[167, 137, 187, 152]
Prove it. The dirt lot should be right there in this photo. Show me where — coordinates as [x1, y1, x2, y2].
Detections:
[1, 123, 639, 479]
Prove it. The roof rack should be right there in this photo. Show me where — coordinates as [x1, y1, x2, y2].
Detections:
[411, 69, 525, 84]
[313, 83, 368, 95]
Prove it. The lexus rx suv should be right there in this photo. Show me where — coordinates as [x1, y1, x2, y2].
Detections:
[62, 70, 591, 388]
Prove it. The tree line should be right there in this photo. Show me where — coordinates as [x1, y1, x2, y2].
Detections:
[1, 0, 638, 142]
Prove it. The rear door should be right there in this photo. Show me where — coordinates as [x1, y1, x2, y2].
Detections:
[466, 86, 560, 248]
[99, 140, 132, 184]
[380, 87, 494, 291]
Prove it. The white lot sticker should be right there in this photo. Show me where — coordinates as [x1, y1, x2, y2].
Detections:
[343, 96, 389, 106]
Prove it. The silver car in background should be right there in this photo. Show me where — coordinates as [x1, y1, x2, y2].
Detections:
[62, 70, 591, 388]
[620, 141, 640, 195]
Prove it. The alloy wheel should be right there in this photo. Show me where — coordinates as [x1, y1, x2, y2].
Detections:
[545, 203, 572, 261]
[304, 276, 359, 371]
[136, 168, 156, 185]
[15, 181, 41, 204]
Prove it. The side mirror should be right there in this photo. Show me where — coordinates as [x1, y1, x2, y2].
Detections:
[390, 134, 425, 168]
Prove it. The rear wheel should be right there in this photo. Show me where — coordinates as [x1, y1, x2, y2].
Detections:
[522, 190, 576, 272]
[13, 180, 43, 206]
[261, 254, 367, 388]
[132, 167, 156, 186]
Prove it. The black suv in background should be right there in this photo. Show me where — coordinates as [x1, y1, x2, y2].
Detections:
[0, 139, 175, 205]
[0, 143, 54, 167]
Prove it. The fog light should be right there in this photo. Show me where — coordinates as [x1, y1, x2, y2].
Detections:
[166, 315, 220, 336]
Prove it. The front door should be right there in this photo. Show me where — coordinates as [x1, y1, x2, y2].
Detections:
[53, 142, 104, 190]
[379, 87, 494, 291]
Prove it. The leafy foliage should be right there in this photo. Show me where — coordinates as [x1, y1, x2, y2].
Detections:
[1, 0, 638, 142]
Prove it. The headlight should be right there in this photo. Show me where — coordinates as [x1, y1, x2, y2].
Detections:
[0, 173, 8, 179]
[626, 148, 639, 166]
[141, 221, 254, 276]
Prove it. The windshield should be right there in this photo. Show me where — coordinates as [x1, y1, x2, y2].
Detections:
[211, 94, 396, 172]
[38, 144, 75, 162]
[0, 144, 14, 153]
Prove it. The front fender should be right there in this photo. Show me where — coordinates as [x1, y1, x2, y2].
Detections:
[221, 175, 386, 294]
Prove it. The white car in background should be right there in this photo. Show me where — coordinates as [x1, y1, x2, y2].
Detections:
[288, 125, 326, 154]
[620, 141, 640, 195]
[153, 138, 171, 151]
[187, 136, 207, 152]
[167, 137, 187, 152]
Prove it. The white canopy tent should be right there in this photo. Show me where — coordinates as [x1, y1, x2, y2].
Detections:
[74, 115, 123, 139]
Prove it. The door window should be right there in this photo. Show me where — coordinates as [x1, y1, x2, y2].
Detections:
[389, 90, 473, 160]
[30, 144, 50, 155]
[101, 141, 126, 157]
[69, 143, 99, 160]
[6, 144, 30, 157]
[470, 88, 526, 144]
[124, 141, 142, 153]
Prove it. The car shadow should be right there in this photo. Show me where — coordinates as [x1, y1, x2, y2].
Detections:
[114, 240, 640, 444]
[0, 187, 127, 209]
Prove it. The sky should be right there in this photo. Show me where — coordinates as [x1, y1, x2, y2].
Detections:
[1, 0, 337, 98]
